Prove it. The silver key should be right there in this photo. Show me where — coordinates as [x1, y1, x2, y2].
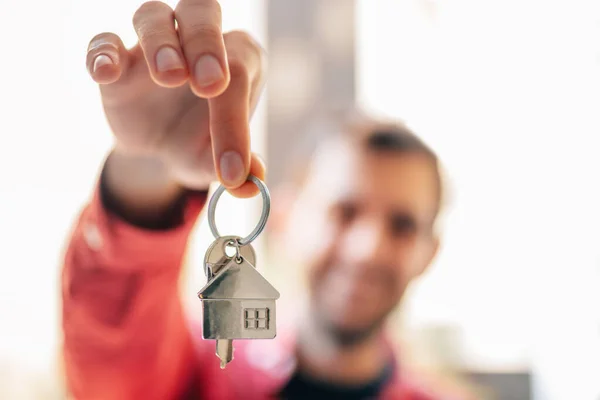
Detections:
[198, 175, 279, 369]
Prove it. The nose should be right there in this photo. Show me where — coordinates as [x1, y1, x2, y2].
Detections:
[339, 219, 389, 266]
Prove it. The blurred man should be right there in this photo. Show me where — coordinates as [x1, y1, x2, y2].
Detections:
[61, 0, 462, 399]
[225, 116, 449, 400]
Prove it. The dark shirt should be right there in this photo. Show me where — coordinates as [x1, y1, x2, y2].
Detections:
[279, 361, 395, 400]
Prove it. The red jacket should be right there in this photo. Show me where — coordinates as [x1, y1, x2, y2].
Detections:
[61, 182, 446, 400]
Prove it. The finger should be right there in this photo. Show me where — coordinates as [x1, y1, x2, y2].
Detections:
[86, 32, 131, 85]
[208, 31, 265, 189]
[174, 0, 229, 97]
[227, 153, 266, 199]
[133, 1, 188, 87]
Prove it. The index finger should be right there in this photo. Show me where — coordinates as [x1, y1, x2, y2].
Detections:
[208, 31, 265, 189]
[174, 0, 229, 97]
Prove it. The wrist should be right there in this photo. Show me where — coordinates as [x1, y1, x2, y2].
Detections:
[102, 148, 187, 228]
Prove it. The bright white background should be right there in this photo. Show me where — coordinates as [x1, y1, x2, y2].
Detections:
[0, 1, 598, 399]
[356, 1, 600, 399]
[0, 0, 265, 397]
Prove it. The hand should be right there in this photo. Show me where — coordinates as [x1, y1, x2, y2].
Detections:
[86, 0, 266, 198]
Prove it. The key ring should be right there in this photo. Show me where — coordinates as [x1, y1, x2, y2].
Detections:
[226, 238, 243, 264]
[207, 174, 271, 246]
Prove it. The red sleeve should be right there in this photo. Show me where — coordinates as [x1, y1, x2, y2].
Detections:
[61, 181, 209, 400]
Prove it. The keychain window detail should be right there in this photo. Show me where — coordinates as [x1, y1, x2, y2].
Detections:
[244, 308, 270, 330]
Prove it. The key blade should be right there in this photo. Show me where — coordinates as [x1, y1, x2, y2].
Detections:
[216, 339, 234, 369]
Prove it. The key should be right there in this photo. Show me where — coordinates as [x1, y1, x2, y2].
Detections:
[200, 174, 278, 368]
[198, 236, 280, 369]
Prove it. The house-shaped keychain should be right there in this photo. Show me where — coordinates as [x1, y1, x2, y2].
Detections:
[198, 256, 280, 340]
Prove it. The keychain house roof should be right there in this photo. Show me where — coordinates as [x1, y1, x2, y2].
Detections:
[198, 259, 280, 340]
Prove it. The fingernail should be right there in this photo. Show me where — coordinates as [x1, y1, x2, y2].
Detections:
[220, 151, 245, 186]
[195, 55, 224, 87]
[156, 46, 184, 72]
[93, 54, 113, 72]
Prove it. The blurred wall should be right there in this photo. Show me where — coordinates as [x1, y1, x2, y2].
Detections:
[265, 0, 356, 186]
[355, 1, 600, 400]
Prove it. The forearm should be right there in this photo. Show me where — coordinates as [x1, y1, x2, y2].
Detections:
[61, 157, 207, 399]
[62, 261, 195, 400]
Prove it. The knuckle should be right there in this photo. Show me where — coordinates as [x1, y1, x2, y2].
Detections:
[210, 0, 222, 21]
[189, 23, 222, 39]
[227, 58, 251, 86]
[225, 30, 264, 67]
[180, 23, 222, 48]
[175, 0, 221, 17]
[225, 31, 265, 86]
[133, 1, 171, 26]
[174, 0, 222, 37]
[225, 30, 255, 46]
[137, 26, 174, 44]
[226, 30, 262, 57]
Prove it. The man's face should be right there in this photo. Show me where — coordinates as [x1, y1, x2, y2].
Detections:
[283, 139, 440, 341]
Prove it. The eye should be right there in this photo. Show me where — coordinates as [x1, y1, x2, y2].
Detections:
[390, 214, 416, 236]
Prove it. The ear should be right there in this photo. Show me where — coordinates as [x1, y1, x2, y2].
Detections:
[266, 183, 298, 237]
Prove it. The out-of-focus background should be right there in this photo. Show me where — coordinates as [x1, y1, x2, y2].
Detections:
[1, 0, 599, 399]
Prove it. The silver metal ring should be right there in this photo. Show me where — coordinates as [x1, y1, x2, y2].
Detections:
[207, 175, 271, 246]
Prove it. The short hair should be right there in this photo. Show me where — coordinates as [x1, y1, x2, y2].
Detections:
[287, 109, 444, 218]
